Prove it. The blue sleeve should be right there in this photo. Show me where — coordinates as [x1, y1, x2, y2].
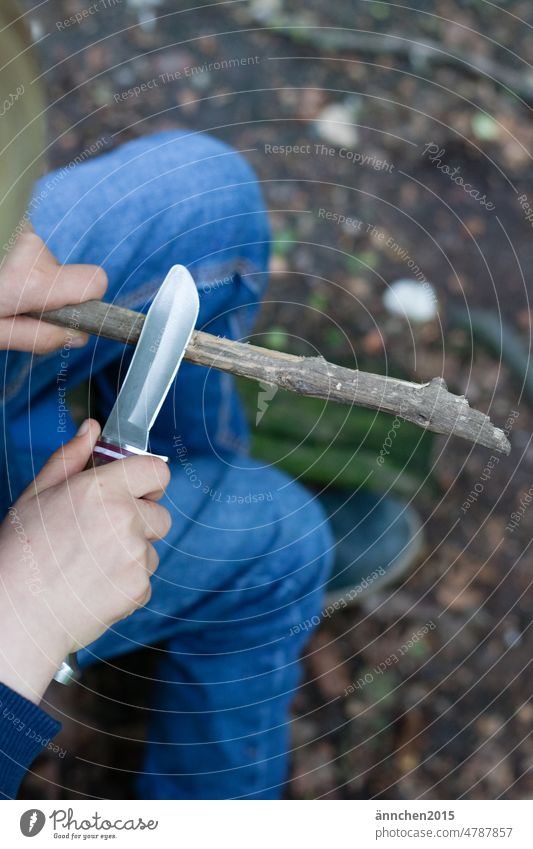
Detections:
[0, 682, 61, 799]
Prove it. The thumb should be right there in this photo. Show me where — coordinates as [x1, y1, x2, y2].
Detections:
[21, 419, 101, 499]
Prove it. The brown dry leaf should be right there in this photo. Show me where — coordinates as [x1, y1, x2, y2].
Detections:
[270, 255, 289, 274]
[476, 714, 505, 738]
[298, 88, 326, 120]
[436, 583, 484, 612]
[517, 308, 532, 331]
[397, 750, 420, 774]
[307, 630, 352, 700]
[464, 216, 486, 237]
[291, 742, 337, 799]
[176, 88, 198, 115]
[346, 276, 371, 299]
[362, 329, 384, 355]
[517, 703, 533, 724]
[447, 272, 470, 294]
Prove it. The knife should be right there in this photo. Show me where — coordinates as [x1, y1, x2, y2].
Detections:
[54, 265, 200, 684]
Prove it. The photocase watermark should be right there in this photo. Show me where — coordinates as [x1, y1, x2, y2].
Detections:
[21, 807, 159, 837]
[256, 381, 279, 425]
[344, 620, 436, 697]
[173, 434, 274, 504]
[20, 809, 46, 837]
[315, 142, 394, 172]
[506, 483, 533, 533]
[173, 434, 224, 502]
[3, 137, 108, 254]
[57, 309, 82, 434]
[0, 696, 66, 759]
[461, 410, 519, 514]
[288, 567, 386, 637]
[377, 404, 407, 466]
[461, 455, 501, 513]
[114, 56, 261, 103]
[50, 808, 158, 834]
[317, 211, 436, 308]
[7, 507, 42, 596]
[264, 142, 394, 172]
[0, 84, 24, 118]
[421, 142, 495, 211]
[56, 0, 122, 30]
[317, 207, 363, 232]
[517, 192, 533, 228]
[368, 223, 438, 306]
[198, 273, 234, 297]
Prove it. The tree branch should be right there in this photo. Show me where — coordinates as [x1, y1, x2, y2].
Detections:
[33, 301, 511, 455]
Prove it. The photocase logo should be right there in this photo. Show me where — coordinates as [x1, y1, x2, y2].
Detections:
[256, 381, 278, 425]
[20, 809, 46, 837]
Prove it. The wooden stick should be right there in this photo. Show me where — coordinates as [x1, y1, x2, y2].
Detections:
[32, 301, 511, 455]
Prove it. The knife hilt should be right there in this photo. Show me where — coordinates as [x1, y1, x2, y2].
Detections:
[86, 439, 169, 469]
[54, 441, 169, 686]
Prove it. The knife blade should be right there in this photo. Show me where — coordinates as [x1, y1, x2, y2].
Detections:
[90, 264, 200, 466]
[54, 265, 199, 685]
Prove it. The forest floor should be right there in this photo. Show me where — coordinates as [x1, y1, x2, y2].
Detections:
[19, 0, 533, 800]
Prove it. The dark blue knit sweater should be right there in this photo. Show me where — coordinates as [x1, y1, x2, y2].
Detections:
[0, 682, 60, 799]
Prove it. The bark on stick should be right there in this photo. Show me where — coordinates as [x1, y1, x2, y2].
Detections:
[32, 301, 511, 455]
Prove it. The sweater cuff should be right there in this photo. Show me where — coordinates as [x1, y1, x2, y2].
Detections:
[0, 682, 61, 799]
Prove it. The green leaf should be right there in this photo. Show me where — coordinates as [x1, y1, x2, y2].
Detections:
[308, 291, 329, 312]
[346, 250, 380, 273]
[369, 1, 390, 19]
[272, 228, 296, 258]
[264, 327, 289, 350]
[471, 113, 499, 141]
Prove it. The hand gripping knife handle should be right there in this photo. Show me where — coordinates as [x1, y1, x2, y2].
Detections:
[54, 444, 169, 686]
[53, 265, 199, 685]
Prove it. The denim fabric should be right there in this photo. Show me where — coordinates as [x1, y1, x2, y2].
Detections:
[2, 130, 334, 799]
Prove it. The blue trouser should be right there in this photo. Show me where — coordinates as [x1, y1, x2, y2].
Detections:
[2, 130, 334, 799]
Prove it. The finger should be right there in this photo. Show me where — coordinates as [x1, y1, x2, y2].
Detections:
[91, 455, 171, 500]
[110, 583, 152, 624]
[140, 483, 170, 503]
[146, 543, 160, 576]
[0, 316, 88, 353]
[16, 262, 108, 314]
[138, 581, 153, 608]
[5, 232, 108, 314]
[44, 262, 108, 309]
[23, 420, 101, 499]
[135, 500, 172, 541]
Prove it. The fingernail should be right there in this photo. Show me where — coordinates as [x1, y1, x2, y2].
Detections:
[70, 332, 89, 348]
[77, 419, 90, 437]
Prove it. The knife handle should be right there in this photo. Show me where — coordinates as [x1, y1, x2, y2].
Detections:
[85, 439, 170, 469]
[86, 439, 151, 469]
[54, 440, 169, 686]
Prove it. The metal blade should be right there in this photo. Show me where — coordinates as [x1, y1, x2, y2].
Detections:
[102, 265, 199, 451]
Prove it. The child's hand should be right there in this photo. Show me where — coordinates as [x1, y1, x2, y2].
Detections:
[0, 229, 107, 352]
[0, 420, 171, 703]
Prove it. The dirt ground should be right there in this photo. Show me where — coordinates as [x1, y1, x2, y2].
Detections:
[18, 0, 533, 799]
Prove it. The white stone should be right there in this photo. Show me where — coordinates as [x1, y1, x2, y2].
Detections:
[383, 278, 438, 323]
[315, 103, 359, 148]
[127, 0, 161, 31]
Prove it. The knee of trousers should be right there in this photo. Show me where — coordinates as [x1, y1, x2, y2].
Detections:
[167, 458, 335, 644]
[151, 130, 271, 319]
[30, 129, 270, 297]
